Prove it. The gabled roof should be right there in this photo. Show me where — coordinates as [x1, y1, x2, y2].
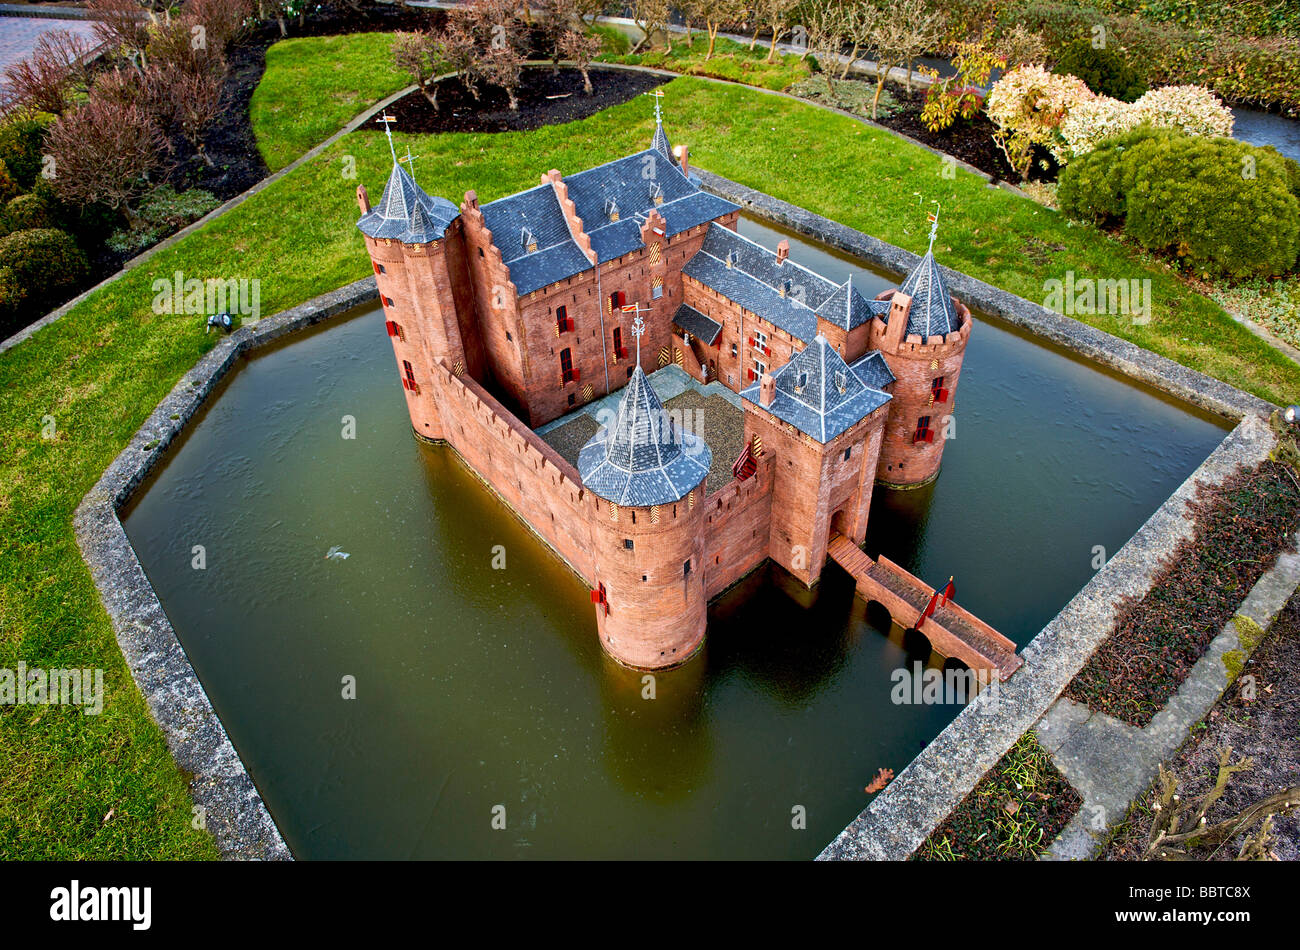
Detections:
[893, 250, 962, 340]
[741, 335, 892, 443]
[357, 162, 460, 242]
[480, 183, 593, 296]
[563, 150, 739, 263]
[577, 364, 712, 506]
[682, 223, 839, 343]
[672, 303, 722, 346]
[815, 274, 891, 332]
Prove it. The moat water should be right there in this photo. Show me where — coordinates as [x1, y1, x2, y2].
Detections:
[122, 215, 1229, 859]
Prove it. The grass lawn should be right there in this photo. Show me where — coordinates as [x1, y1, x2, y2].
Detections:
[249, 31, 409, 172]
[599, 31, 813, 91]
[3, 33, 1298, 859]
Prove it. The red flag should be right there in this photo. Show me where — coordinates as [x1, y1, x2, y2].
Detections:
[940, 576, 955, 607]
[914, 590, 940, 630]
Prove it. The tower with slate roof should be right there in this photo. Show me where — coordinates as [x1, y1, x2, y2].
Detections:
[741, 335, 894, 586]
[577, 317, 713, 667]
[357, 118, 484, 441]
[869, 211, 972, 487]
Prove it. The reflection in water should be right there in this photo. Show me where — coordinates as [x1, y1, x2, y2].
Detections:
[122, 217, 1228, 859]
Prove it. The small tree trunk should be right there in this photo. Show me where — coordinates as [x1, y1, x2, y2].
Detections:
[581, 66, 592, 94]
[707, 25, 718, 60]
[765, 26, 780, 61]
[906, 57, 913, 92]
[872, 75, 886, 119]
[508, 89, 519, 110]
[276, 16, 286, 37]
[422, 81, 439, 108]
[840, 43, 860, 79]
[749, 26, 760, 50]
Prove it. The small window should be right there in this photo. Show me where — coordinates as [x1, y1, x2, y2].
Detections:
[626, 366, 634, 378]
[506, 331, 512, 341]
[478, 247, 484, 257]
[557, 305, 573, 335]
[568, 393, 575, 406]
[613, 326, 626, 359]
[624, 539, 634, 551]
[373, 261, 385, 275]
[913, 415, 934, 444]
[652, 284, 663, 300]
[843, 447, 851, 461]
[401, 360, 418, 394]
[683, 559, 691, 577]
[382, 295, 394, 308]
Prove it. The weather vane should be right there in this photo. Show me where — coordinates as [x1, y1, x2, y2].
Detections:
[377, 112, 398, 164]
[623, 303, 650, 367]
[647, 88, 665, 125]
[927, 201, 941, 254]
[400, 145, 420, 185]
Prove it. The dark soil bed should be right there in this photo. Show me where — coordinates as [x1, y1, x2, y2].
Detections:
[912, 731, 1082, 860]
[1103, 593, 1300, 861]
[867, 84, 1056, 186]
[1065, 461, 1300, 727]
[369, 66, 670, 136]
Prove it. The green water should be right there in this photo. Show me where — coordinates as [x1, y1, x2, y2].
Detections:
[122, 217, 1228, 859]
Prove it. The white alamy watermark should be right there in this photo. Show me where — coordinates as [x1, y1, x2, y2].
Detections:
[50, 881, 151, 931]
[151, 271, 261, 323]
[1043, 270, 1151, 324]
[1, 664, 103, 715]
[890, 661, 1001, 710]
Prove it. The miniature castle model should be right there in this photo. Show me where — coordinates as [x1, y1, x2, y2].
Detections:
[355, 103, 973, 669]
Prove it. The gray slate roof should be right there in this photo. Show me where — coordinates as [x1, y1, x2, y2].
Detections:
[741, 335, 892, 443]
[683, 224, 840, 343]
[816, 274, 891, 332]
[564, 150, 739, 263]
[651, 118, 674, 163]
[577, 364, 712, 506]
[893, 250, 962, 340]
[671, 303, 722, 345]
[480, 183, 593, 296]
[357, 162, 460, 243]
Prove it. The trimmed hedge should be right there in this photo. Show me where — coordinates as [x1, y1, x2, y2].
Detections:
[1006, 2, 1300, 110]
[0, 228, 89, 331]
[1051, 37, 1147, 101]
[0, 114, 54, 191]
[2, 192, 58, 235]
[1059, 128, 1300, 278]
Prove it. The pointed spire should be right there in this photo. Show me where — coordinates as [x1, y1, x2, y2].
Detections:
[377, 112, 398, 165]
[648, 89, 674, 162]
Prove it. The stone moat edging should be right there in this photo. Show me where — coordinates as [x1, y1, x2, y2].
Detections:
[72, 276, 380, 861]
[74, 173, 1274, 860]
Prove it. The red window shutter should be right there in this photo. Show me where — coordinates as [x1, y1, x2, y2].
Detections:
[385, 320, 400, 338]
[747, 337, 755, 347]
[747, 369, 756, 381]
[937, 387, 949, 402]
[763, 345, 771, 356]
[572, 369, 580, 383]
[590, 588, 602, 604]
[372, 261, 382, 276]
[925, 430, 935, 443]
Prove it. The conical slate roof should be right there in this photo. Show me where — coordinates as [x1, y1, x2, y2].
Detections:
[651, 117, 675, 164]
[893, 250, 961, 340]
[741, 335, 892, 443]
[815, 274, 891, 332]
[577, 365, 712, 506]
[357, 161, 460, 243]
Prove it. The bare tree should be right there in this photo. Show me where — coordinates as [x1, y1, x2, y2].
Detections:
[629, 0, 671, 54]
[803, 0, 850, 95]
[559, 29, 603, 92]
[187, 0, 255, 53]
[750, 0, 796, 62]
[86, 0, 153, 66]
[478, 44, 523, 110]
[1, 28, 93, 115]
[392, 31, 451, 107]
[890, 0, 947, 91]
[46, 97, 165, 220]
[170, 66, 226, 165]
[437, 15, 481, 100]
[702, 0, 748, 60]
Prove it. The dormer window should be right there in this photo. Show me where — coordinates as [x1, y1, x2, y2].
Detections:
[521, 226, 537, 253]
[794, 370, 808, 394]
[605, 197, 619, 222]
[780, 277, 792, 298]
[649, 182, 663, 205]
[833, 370, 847, 394]
[725, 250, 737, 268]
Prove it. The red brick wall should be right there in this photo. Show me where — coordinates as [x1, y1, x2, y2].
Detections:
[701, 455, 775, 598]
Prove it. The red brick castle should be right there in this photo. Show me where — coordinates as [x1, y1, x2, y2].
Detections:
[355, 106, 973, 669]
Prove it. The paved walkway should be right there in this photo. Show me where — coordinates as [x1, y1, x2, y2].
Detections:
[0, 11, 98, 75]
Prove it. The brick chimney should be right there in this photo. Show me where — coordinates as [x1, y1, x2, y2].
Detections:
[884, 291, 913, 348]
[673, 144, 690, 178]
[759, 372, 776, 407]
[356, 184, 370, 215]
[776, 239, 789, 264]
[464, 189, 479, 211]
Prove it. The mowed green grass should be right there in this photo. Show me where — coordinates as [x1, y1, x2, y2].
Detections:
[3, 35, 1298, 859]
[249, 31, 410, 172]
[600, 31, 813, 91]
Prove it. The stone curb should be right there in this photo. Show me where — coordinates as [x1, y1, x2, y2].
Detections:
[818, 412, 1278, 860]
[1041, 529, 1300, 860]
[72, 276, 378, 861]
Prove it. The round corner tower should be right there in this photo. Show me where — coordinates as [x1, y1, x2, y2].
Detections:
[577, 365, 711, 669]
[356, 161, 481, 443]
[871, 249, 972, 488]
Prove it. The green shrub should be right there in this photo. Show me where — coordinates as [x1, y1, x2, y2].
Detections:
[106, 184, 221, 256]
[0, 264, 26, 324]
[0, 227, 90, 307]
[0, 160, 19, 204]
[1057, 125, 1166, 222]
[2, 192, 58, 233]
[0, 114, 54, 191]
[1051, 37, 1147, 101]
[1060, 129, 1300, 278]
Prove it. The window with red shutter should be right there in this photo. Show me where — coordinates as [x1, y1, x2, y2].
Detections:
[913, 415, 933, 444]
[385, 320, 402, 339]
[402, 360, 419, 394]
[560, 347, 576, 384]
